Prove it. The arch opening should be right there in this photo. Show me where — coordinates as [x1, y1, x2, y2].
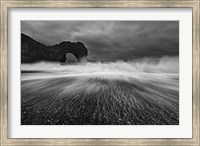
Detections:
[66, 53, 78, 62]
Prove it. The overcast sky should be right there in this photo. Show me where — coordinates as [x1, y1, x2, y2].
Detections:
[21, 21, 179, 61]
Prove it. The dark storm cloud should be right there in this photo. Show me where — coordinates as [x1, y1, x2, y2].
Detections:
[21, 21, 179, 61]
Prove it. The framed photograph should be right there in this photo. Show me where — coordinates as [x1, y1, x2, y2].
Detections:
[1, 0, 199, 145]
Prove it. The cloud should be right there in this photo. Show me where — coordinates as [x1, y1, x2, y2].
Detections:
[21, 21, 179, 61]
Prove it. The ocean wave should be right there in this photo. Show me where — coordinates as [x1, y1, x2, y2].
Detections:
[21, 56, 179, 74]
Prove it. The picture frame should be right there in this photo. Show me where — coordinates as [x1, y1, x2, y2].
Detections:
[0, 0, 199, 145]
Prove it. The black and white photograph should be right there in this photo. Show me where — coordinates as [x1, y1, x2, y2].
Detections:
[21, 21, 179, 125]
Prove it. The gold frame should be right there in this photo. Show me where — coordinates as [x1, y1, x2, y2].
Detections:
[0, 0, 199, 145]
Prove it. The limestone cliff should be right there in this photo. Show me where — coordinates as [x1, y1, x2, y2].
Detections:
[21, 33, 88, 63]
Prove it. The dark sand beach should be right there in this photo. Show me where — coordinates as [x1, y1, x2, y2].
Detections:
[21, 65, 179, 125]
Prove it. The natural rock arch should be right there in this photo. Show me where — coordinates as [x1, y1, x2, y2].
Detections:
[21, 33, 89, 63]
[58, 42, 88, 63]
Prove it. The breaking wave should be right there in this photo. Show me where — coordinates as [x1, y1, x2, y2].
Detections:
[21, 56, 179, 74]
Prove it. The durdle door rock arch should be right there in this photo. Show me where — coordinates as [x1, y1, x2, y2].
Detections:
[21, 33, 88, 63]
[59, 42, 88, 62]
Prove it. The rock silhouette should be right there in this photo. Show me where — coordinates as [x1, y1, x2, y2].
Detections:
[21, 33, 88, 63]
